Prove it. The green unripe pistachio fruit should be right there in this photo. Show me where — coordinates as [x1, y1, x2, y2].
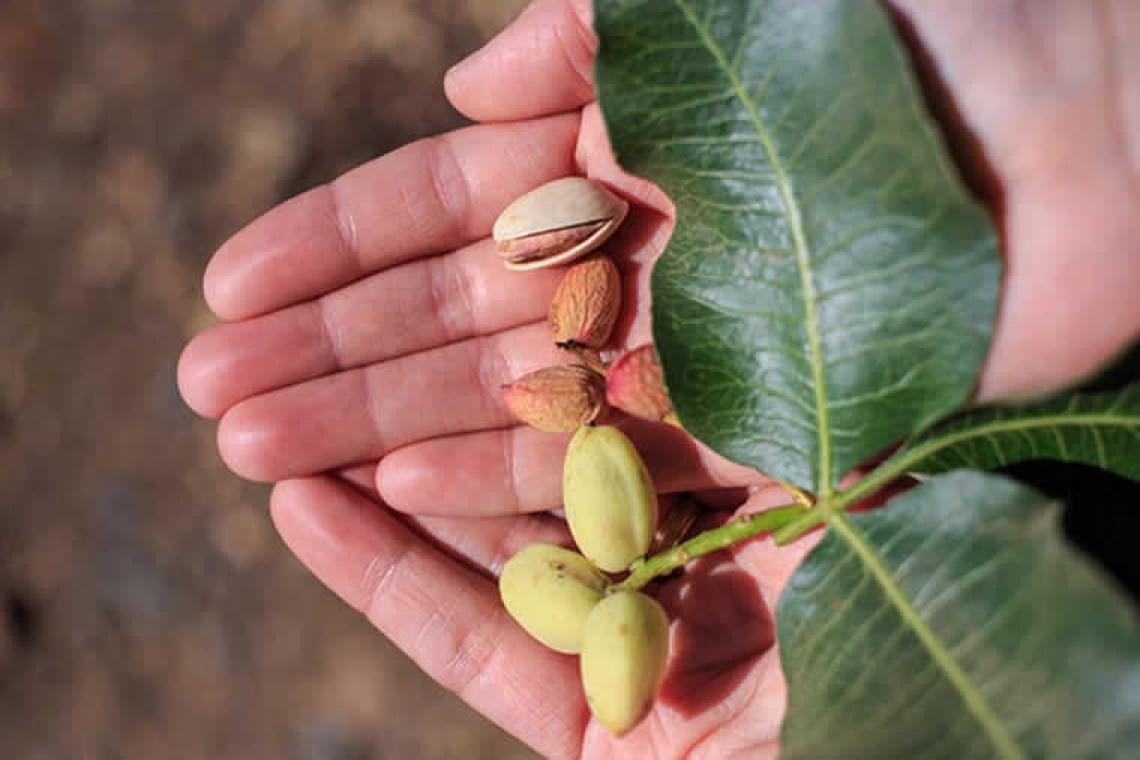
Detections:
[580, 590, 671, 736]
[563, 425, 657, 572]
[498, 542, 609, 654]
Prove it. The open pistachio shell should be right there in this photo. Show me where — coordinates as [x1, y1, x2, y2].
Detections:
[493, 177, 629, 270]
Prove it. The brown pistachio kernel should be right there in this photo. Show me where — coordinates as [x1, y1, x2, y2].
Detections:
[502, 364, 607, 432]
[550, 256, 622, 349]
[492, 177, 629, 270]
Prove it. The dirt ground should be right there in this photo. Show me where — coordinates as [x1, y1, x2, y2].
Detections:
[0, 1, 540, 758]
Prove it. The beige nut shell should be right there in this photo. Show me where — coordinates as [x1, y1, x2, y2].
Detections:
[493, 177, 629, 270]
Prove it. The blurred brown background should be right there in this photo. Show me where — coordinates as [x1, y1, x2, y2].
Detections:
[0, 1, 539, 758]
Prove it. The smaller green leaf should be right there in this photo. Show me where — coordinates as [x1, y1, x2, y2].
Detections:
[890, 384, 1140, 482]
[778, 471, 1140, 760]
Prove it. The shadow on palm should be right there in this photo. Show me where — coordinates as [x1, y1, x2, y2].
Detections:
[658, 554, 775, 716]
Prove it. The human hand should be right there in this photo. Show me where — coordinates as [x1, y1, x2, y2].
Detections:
[177, 0, 775, 752]
[178, 0, 1140, 755]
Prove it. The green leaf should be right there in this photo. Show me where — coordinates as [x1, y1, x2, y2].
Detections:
[777, 472, 1140, 760]
[890, 384, 1140, 481]
[829, 384, 1140, 513]
[594, 0, 999, 493]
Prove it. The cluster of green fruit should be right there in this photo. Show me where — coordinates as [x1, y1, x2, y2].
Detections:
[492, 177, 679, 736]
[499, 425, 670, 736]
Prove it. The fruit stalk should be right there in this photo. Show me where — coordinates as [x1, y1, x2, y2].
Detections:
[614, 503, 806, 591]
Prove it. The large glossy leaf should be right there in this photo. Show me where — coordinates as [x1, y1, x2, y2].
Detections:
[594, 0, 1000, 493]
[777, 471, 1140, 760]
[889, 384, 1140, 481]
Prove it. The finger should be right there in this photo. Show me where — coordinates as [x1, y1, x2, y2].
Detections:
[445, 0, 596, 122]
[411, 512, 572, 579]
[334, 462, 572, 578]
[183, 106, 676, 422]
[334, 461, 385, 499]
[376, 420, 765, 516]
[217, 322, 564, 482]
[892, 1, 1140, 400]
[270, 476, 587, 758]
[180, 239, 562, 418]
[204, 114, 579, 321]
[977, 171, 1140, 399]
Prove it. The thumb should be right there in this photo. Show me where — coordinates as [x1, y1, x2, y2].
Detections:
[445, 0, 596, 122]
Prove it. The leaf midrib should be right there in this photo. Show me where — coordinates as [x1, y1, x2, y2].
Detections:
[672, 0, 832, 495]
[827, 512, 1025, 760]
[902, 413, 1139, 470]
[837, 410, 1140, 511]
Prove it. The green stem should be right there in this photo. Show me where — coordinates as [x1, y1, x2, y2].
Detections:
[772, 508, 826, 545]
[629, 442, 920, 560]
[771, 449, 919, 544]
[615, 504, 805, 591]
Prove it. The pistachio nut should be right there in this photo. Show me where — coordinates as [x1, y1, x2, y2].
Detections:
[580, 590, 670, 736]
[562, 425, 657, 572]
[503, 364, 607, 432]
[550, 255, 622, 349]
[492, 177, 629, 270]
[605, 344, 674, 422]
[499, 542, 609, 654]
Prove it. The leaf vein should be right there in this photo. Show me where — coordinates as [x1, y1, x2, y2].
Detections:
[827, 513, 1025, 759]
[671, 0, 832, 492]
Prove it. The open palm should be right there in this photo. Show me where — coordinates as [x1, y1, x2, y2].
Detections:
[178, 0, 1140, 756]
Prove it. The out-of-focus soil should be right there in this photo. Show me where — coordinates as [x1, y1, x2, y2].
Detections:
[0, 1, 540, 757]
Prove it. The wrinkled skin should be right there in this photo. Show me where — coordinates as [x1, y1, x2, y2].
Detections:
[178, 1, 1140, 757]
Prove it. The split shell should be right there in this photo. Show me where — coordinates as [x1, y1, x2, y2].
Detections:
[493, 177, 629, 270]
